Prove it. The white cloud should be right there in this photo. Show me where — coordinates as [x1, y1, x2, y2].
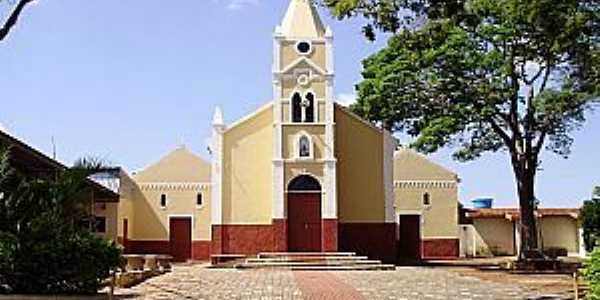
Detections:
[336, 93, 357, 107]
[0, 123, 5, 132]
[215, 0, 260, 10]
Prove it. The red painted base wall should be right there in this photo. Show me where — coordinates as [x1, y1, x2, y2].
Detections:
[422, 238, 459, 259]
[123, 232, 459, 262]
[338, 223, 397, 264]
[212, 219, 338, 255]
[211, 220, 287, 255]
[192, 241, 211, 261]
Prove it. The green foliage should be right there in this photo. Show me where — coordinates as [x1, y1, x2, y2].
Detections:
[0, 147, 121, 295]
[582, 198, 600, 252]
[324, 0, 598, 254]
[345, 0, 598, 161]
[584, 187, 600, 252]
[585, 246, 600, 300]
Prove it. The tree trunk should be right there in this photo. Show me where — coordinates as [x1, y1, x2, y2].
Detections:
[517, 164, 539, 260]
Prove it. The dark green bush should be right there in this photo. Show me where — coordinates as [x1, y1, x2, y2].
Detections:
[582, 188, 600, 252]
[1, 231, 120, 295]
[0, 147, 121, 295]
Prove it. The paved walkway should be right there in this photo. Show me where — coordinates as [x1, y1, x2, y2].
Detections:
[114, 264, 569, 300]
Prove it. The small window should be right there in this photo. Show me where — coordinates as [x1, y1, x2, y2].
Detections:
[160, 194, 167, 208]
[95, 216, 106, 233]
[299, 135, 311, 158]
[296, 41, 311, 54]
[423, 193, 431, 206]
[196, 193, 203, 207]
[292, 92, 302, 123]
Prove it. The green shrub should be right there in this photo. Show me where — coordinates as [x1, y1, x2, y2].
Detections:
[585, 247, 600, 300]
[0, 147, 121, 295]
[0, 224, 120, 295]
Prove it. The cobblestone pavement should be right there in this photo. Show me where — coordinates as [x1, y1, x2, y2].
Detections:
[114, 264, 569, 300]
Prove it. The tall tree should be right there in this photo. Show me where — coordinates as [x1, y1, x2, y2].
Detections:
[0, 0, 35, 42]
[322, 0, 599, 258]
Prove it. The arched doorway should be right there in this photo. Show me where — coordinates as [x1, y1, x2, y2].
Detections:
[287, 175, 322, 252]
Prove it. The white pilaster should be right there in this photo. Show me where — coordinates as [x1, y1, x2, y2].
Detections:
[272, 29, 285, 220]
[273, 26, 283, 73]
[323, 27, 337, 219]
[324, 78, 335, 159]
[323, 160, 337, 219]
[325, 26, 334, 75]
[383, 130, 397, 223]
[211, 107, 225, 225]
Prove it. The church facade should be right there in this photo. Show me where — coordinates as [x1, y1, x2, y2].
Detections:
[109, 0, 461, 264]
[209, 0, 397, 262]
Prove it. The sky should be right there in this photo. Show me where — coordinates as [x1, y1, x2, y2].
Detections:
[1, 0, 598, 208]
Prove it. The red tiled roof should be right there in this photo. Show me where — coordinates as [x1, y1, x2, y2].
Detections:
[466, 208, 580, 220]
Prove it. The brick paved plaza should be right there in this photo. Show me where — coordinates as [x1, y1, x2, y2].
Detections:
[114, 264, 570, 300]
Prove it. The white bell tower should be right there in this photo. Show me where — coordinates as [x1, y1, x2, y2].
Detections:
[271, 0, 337, 223]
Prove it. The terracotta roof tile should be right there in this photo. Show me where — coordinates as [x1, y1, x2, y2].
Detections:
[466, 208, 580, 220]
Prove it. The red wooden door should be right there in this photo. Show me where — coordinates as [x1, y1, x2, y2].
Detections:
[169, 217, 192, 262]
[288, 193, 322, 252]
[398, 215, 421, 260]
[122, 219, 128, 254]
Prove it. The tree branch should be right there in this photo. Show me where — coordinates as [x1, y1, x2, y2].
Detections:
[534, 130, 547, 155]
[488, 116, 515, 152]
[0, 0, 34, 42]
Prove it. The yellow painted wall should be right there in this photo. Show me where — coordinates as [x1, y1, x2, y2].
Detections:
[222, 105, 274, 224]
[395, 187, 459, 238]
[94, 202, 118, 241]
[335, 106, 385, 223]
[285, 163, 324, 188]
[394, 149, 459, 238]
[282, 80, 326, 100]
[281, 41, 326, 70]
[394, 149, 458, 181]
[472, 218, 515, 255]
[131, 186, 211, 240]
[117, 172, 137, 239]
[282, 126, 326, 160]
[134, 148, 211, 183]
[129, 147, 212, 241]
[540, 216, 580, 254]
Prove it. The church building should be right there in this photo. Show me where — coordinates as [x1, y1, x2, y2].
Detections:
[109, 0, 461, 264]
[209, 0, 397, 262]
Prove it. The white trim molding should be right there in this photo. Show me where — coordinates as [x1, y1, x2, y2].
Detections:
[288, 89, 319, 124]
[279, 56, 327, 76]
[294, 131, 315, 160]
[397, 210, 423, 215]
[139, 182, 210, 191]
[211, 109, 225, 226]
[394, 180, 458, 189]
[295, 40, 314, 56]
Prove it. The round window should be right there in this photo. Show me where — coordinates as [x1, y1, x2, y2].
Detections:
[296, 41, 312, 54]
